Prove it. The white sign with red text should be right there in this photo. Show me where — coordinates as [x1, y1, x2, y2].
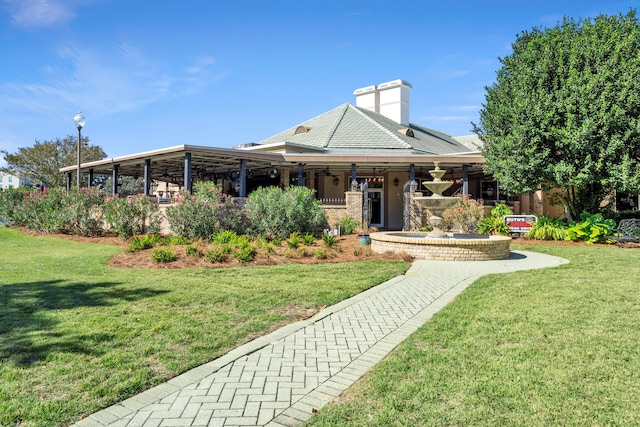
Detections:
[504, 215, 537, 234]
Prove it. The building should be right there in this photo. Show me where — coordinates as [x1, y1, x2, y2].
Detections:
[61, 79, 508, 229]
[0, 172, 30, 190]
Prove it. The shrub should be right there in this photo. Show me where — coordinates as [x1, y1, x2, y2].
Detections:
[286, 232, 300, 248]
[167, 236, 191, 246]
[254, 236, 275, 254]
[103, 195, 161, 239]
[302, 232, 316, 245]
[165, 185, 247, 240]
[477, 204, 512, 236]
[194, 183, 248, 233]
[62, 187, 105, 236]
[441, 198, 484, 232]
[245, 186, 327, 239]
[13, 187, 68, 233]
[0, 187, 32, 226]
[338, 216, 361, 235]
[127, 234, 161, 252]
[185, 245, 202, 257]
[212, 230, 238, 244]
[204, 245, 229, 263]
[284, 248, 300, 259]
[525, 216, 567, 240]
[565, 212, 616, 244]
[314, 248, 328, 259]
[491, 203, 513, 218]
[151, 248, 177, 263]
[477, 216, 509, 235]
[322, 234, 337, 248]
[232, 244, 255, 263]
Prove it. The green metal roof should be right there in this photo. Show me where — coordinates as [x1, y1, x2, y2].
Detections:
[254, 103, 472, 155]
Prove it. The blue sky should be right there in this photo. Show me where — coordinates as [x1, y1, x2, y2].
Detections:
[1, 0, 638, 164]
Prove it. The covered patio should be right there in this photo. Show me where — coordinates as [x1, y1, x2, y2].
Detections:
[61, 144, 488, 230]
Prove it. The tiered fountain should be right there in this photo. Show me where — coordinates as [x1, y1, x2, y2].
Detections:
[414, 162, 461, 238]
[369, 162, 512, 261]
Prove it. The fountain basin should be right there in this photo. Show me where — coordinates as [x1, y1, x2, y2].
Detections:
[370, 231, 511, 261]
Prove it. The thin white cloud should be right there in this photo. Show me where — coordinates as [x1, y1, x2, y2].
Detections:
[4, 0, 76, 28]
[0, 42, 229, 125]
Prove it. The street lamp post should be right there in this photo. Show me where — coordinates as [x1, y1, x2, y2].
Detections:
[73, 112, 86, 188]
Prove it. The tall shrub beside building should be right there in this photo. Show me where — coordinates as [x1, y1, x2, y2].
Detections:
[165, 183, 247, 240]
[103, 194, 161, 239]
[245, 186, 327, 239]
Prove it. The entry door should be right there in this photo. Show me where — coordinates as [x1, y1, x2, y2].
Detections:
[368, 189, 384, 228]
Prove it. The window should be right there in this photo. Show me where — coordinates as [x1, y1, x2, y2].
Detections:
[8, 176, 12, 182]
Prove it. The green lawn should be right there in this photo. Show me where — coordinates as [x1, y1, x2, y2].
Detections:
[0, 227, 409, 427]
[304, 243, 640, 426]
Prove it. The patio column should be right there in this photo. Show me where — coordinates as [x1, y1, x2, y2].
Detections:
[143, 159, 151, 196]
[351, 163, 356, 183]
[239, 159, 247, 197]
[462, 164, 469, 197]
[88, 169, 94, 188]
[184, 153, 192, 193]
[404, 163, 421, 231]
[308, 170, 315, 190]
[297, 163, 303, 186]
[66, 172, 72, 193]
[281, 169, 290, 187]
[112, 164, 119, 196]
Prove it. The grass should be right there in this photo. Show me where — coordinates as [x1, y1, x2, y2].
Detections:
[305, 243, 640, 426]
[0, 227, 409, 427]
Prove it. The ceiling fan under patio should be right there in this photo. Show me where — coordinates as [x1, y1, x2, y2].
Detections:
[323, 167, 341, 186]
[323, 167, 339, 179]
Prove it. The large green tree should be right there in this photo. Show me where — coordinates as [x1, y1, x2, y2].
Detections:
[474, 10, 640, 220]
[1, 135, 107, 188]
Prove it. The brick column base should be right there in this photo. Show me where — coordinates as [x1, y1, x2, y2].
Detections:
[345, 191, 363, 228]
[403, 192, 424, 231]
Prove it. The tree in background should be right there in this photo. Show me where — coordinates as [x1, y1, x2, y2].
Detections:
[474, 10, 640, 221]
[1, 135, 107, 188]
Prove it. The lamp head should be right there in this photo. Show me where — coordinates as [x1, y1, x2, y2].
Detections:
[73, 111, 86, 130]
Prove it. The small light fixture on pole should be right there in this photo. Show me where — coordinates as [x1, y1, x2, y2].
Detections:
[73, 112, 86, 188]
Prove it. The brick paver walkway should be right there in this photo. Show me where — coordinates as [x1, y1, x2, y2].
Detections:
[74, 250, 567, 427]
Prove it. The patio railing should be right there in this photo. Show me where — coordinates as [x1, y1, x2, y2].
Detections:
[320, 198, 346, 205]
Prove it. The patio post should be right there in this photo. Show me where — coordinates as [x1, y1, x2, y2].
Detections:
[239, 159, 247, 197]
[462, 164, 469, 197]
[297, 163, 303, 186]
[88, 169, 94, 188]
[66, 172, 71, 193]
[112, 164, 119, 196]
[184, 153, 192, 193]
[144, 159, 151, 196]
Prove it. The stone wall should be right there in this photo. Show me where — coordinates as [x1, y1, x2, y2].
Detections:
[322, 205, 348, 229]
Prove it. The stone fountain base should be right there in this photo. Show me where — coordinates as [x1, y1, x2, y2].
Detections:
[370, 232, 511, 261]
